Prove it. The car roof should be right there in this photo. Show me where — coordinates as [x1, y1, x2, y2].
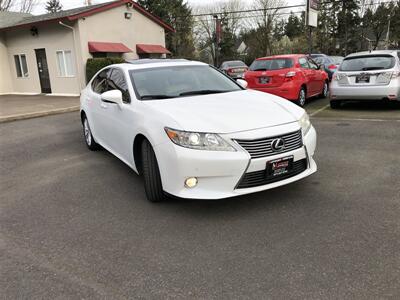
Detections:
[222, 60, 245, 63]
[346, 50, 399, 58]
[110, 59, 208, 71]
[256, 54, 304, 60]
[310, 53, 328, 57]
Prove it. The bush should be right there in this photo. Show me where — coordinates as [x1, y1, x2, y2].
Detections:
[86, 57, 125, 83]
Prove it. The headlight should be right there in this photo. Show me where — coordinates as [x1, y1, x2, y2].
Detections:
[165, 127, 236, 151]
[298, 113, 311, 136]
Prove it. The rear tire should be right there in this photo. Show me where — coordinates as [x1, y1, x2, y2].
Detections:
[297, 87, 307, 107]
[83, 116, 100, 151]
[141, 139, 166, 202]
[320, 81, 329, 98]
[330, 100, 342, 109]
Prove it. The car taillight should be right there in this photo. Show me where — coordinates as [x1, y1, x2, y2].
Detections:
[392, 71, 400, 79]
[333, 73, 345, 81]
[227, 68, 234, 74]
[328, 64, 337, 70]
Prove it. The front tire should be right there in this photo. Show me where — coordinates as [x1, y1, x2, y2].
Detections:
[330, 100, 342, 109]
[141, 140, 166, 202]
[83, 116, 100, 151]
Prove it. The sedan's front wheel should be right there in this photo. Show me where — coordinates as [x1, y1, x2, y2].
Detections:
[141, 139, 166, 202]
[83, 116, 100, 151]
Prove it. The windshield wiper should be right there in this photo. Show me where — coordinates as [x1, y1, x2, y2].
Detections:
[252, 68, 267, 71]
[140, 94, 177, 100]
[179, 90, 230, 97]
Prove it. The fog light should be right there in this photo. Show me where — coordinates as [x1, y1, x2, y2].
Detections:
[185, 177, 198, 188]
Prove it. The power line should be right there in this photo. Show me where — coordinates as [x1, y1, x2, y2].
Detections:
[180, 0, 397, 19]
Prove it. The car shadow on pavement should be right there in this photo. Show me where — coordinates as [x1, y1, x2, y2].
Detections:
[340, 100, 400, 111]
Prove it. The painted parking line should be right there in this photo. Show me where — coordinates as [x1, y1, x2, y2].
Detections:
[309, 104, 330, 117]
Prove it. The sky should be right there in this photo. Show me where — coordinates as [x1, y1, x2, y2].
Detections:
[31, 0, 305, 15]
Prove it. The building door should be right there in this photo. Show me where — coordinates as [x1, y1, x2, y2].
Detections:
[35, 49, 52, 93]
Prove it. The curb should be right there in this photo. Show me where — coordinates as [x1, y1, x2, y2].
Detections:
[0, 106, 80, 123]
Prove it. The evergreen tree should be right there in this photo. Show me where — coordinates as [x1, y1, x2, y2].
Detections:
[285, 12, 302, 39]
[45, 0, 62, 13]
[137, 0, 195, 59]
[332, 0, 360, 55]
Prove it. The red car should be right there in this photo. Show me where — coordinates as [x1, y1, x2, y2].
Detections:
[244, 54, 329, 106]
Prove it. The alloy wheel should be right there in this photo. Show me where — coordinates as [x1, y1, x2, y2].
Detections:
[299, 89, 306, 106]
[84, 119, 92, 146]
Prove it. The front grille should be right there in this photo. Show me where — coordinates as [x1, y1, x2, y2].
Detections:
[235, 130, 303, 159]
[236, 159, 307, 189]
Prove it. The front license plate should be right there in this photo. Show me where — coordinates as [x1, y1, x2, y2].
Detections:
[356, 74, 370, 83]
[259, 77, 270, 84]
[267, 156, 294, 177]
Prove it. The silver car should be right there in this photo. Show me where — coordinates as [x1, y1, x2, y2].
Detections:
[330, 50, 400, 108]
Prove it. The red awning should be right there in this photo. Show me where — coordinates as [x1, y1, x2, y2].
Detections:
[88, 42, 132, 53]
[136, 44, 171, 54]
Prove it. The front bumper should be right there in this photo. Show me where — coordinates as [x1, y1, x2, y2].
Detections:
[330, 79, 400, 101]
[154, 123, 317, 200]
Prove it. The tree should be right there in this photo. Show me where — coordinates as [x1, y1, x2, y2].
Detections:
[137, 0, 195, 59]
[285, 12, 302, 39]
[247, 0, 287, 56]
[0, 0, 14, 11]
[193, 0, 244, 65]
[45, 0, 62, 13]
[0, 0, 37, 12]
[332, 0, 360, 55]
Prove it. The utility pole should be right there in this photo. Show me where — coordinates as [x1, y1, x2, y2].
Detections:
[306, 0, 312, 54]
[213, 15, 220, 67]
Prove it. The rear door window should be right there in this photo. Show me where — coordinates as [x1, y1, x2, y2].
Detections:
[249, 58, 293, 71]
[340, 55, 396, 71]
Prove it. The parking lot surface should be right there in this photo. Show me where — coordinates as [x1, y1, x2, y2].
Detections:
[1, 100, 400, 298]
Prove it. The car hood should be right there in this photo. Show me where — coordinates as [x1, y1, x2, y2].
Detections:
[143, 90, 303, 134]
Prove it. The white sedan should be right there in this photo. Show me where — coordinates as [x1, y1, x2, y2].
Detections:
[80, 59, 317, 202]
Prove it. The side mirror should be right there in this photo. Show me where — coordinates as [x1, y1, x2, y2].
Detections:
[236, 79, 248, 89]
[319, 64, 325, 70]
[101, 90, 123, 105]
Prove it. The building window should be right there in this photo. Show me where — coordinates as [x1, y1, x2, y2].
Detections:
[56, 50, 75, 77]
[14, 54, 29, 78]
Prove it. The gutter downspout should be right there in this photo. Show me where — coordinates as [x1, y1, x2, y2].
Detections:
[59, 21, 83, 92]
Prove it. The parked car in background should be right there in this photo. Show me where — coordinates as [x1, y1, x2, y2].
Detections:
[220, 60, 248, 79]
[309, 54, 338, 81]
[330, 56, 344, 67]
[330, 50, 400, 108]
[244, 54, 329, 106]
[80, 59, 317, 202]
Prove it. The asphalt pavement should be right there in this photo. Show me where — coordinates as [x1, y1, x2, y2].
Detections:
[1, 99, 400, 299]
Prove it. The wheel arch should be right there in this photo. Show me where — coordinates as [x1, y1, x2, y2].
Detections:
[133, 133, 151, 175]
[80, 110, 86, 124]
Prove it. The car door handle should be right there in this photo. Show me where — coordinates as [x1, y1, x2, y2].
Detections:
[100, 103, 108, 109]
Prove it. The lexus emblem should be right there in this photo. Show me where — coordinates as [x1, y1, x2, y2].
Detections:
[271, 138, 285, 151]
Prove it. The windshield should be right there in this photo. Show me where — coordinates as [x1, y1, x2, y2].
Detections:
[313, 56, 333, 65]
[223, 61, 246, 68]
[250, 58, 293, 71]
[129, 65, 242, 100]
[340, 55, 396, 71]
[331, 56, 344, 65]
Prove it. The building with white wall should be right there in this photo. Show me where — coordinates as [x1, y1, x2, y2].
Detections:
[0, 0, 173, 96]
